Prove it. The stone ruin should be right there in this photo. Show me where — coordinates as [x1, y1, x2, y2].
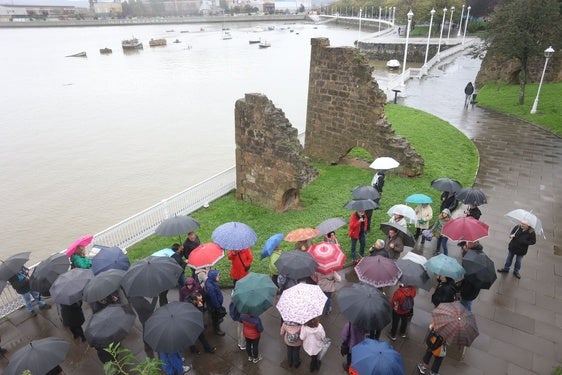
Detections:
[234, 93, 318, 211]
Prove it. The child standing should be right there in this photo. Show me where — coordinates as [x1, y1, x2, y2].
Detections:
[240, 313, 264, 363]
[299, 317, 326, 372]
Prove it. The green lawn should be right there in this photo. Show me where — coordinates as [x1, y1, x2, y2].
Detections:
[127, 104, 479, 286]
[477, 83, 562, 136]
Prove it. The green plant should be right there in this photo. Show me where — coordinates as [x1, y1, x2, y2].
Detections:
[103, 343, 162, 375]
[552, 366, 562, 375]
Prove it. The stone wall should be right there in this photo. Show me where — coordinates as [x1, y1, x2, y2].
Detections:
[304, 37, 424, 177]
[235, 93, 318, 211]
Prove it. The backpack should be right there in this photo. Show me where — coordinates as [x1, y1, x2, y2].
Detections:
[425, 329, 444, 350]
[286, 332, 299, 344]
[400, 295, 414, 311]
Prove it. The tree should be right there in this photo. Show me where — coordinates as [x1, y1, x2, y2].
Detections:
[486, 0, 561, 105]
[104, 343, 162, 375]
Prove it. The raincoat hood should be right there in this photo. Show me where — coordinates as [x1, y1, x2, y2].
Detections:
[208, 269, 219, 280]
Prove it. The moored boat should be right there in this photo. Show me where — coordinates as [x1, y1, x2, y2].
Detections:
[386, 59, 400, 70]
[66, 51, 87, 57]
[99, 48, 112, 54]
[122, 38, 143, 50]
[258, 40, 271, 48]
[249, 39, 260, 44]
[149, 38, 167, 47]
[222, 30, 232, 40]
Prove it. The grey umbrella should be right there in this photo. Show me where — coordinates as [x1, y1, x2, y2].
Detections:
[344, 199, 378, 211]
[337, 283, 392, 331]
[85, 304, 136, 348]
[0, 252, 31, 281]
[121, 256, 183, 298]
[155, 215, 200, 242]
[3, 336, 70, 375]
[274, 250, 319, 280]
[49, 268, 94, 305]
[430, 178, 462, 193]
[315, 217, 347, 236]
[83, 269, 126, 303]
[144, 301, 204, 352]
[457, 187, 488, 205]
[380, 222, 416, 247]
[351, 185, 381, 201]
[91, 246, 130, 275]
[30, 253, 70, 295]
[396, 258, 433, 291]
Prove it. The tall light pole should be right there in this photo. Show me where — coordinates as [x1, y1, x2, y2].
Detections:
[437, 7, 447, 60]
[424, 8, 436, 66]
[447, 6, 455, 41]
[457, 4, 465, 37]
[462, 5, 471, 44]
[392, 7, 396, 25]
[378, 7, 381, 32]
[401, 9, 414, 86]
[530, 46, 555, 114]
[358, 8, 362, 43]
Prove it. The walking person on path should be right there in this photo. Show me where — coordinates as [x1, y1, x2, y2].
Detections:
[418, 322, 447, 375]
[341, 321, 366, 372]
[300, 317, 326, 372]
[464, 82, 474, 107]
[240, 312, 264, 363]
[348, 210, 368, 262]
[388, 283, 416, 340]
[497, 221, 536, 279]
[280, 321, 303, 368]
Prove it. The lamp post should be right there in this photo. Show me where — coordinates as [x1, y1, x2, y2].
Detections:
[378, 7, 381, 32]
[392, 7, 396, 25]
[358, 8, 362, 42]
[424, 8, 436, 67]
[401, 9, 414, 86]
[437, 7, 447, 60]
[457, 4, 465, 37]
[530, 46, 555, 114]
[462, 5, 471, 44]
[447, 6, 455, 41]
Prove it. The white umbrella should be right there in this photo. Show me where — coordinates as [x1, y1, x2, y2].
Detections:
[402, 251, 428, 266]
[387, 204, 417, 224]
[505, 209, 544, 237]
[369, 157, 400, 170]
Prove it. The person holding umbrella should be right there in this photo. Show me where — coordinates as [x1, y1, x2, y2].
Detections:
[348, 210, 368, 262]
[372, 169, 386, 194]
[464, 204, 482, 220]
[171, 243, 188, 294]
[497, 220, 536, 279]
[414, 203, 433, 245]
[70, 245, 92, 269]
[430, 209, 452, 256]
[313, 269, 342, 315]
[269, 246, 282, 288]
[384, 228, 404, 260]
[440, 191, 458, 213]
[431, 275, 457, 307]
[205, 269, 226, 336]
[368, 239, 389, 258]
[8, 266, 51, 316]
[227, 247, 253, 287]
[60, 300, 86, 341]
[183, 231, 200, 278]
[341, 321, 367, 372]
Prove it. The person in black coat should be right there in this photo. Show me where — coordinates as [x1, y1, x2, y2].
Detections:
[465, 204, 482, 220]
[464, 82, 474, 107]
[431, 276, 457, 307]
[60, 301, 86, 341]
[497, 221, 537, 279]
[440, 191, 458, 212]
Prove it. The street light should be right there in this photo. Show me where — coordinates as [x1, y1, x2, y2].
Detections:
[424, 8, 436, 66]
[401, 9, 414, 86]
[358, 8, 362, 43]
[530, 46, 555, 114]
[457, 4, 465, 37]
[392, 7, 396, 25]
[378, 7, 381, 32]
[462, 5, 471, 44]
[447, 6, 455, 41]
[437, 7, 447, 60]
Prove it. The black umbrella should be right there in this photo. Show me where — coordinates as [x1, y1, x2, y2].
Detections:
[49, 268, 94, 305]
[315, 217, 347, 236]
[155, 215, 200, 242]
[351, 185, 381, 201]
[30, 253, 70, 295]
[396, 258, 433, 291]
[85, 304, 136, 347]
[91, 246, 130, 275]
[3, 336, 69, 375]
[274, 250, 319, 280]
[144, 301, 204, 352]
[430, 178, 462, 193]
[121, 256, 183, 298]
[462, 250, 497, 289]
[457, 188, 488, 206]
[337, 283, 392, 331]
[83, 269, 126, 303]
[344, 199, 378, 211]
[380, 222, 416, 247]
[0, 251, 31, 281]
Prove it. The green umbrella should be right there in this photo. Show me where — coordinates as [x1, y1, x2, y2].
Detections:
[232, 273, 277, 316]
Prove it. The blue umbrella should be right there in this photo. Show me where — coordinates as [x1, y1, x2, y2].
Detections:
[152, 248, 174, 257]
[261, 233, 284, 260]
[426, 254, 465, 279]
[405, 193, 433, 204]
[91, 246, 130, 275]
[350, 339, 404, 375]
[212, 221, 258, 250]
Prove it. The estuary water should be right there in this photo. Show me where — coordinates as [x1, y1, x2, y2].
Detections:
[1, 21, 386, 262]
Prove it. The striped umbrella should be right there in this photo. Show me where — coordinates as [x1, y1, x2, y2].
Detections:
[432, 301, 479, 346]
[307, 242, 346, 274]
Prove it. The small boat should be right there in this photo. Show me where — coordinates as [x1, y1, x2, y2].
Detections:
[122, 38, 143, 50]
[222, 31, 232, 40]
[166, 29, 174, 32]
[66, 51, 87, 58]
[173, 39, 181, 43]
[259, 40, 271, 48]
[180, 30, 189, 33]
[386, 59, 400, 70]
[149, 38, 167, 47]
[252, 26, 265, 32]
[249, 39, 261, 44]
[99, 48, 112, 54]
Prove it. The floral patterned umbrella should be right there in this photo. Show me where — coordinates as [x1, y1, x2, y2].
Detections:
[276, 283, 327, 324]
[354, 255, 402, 288]
[307, 242, 346, 274]
[432, 301, 479, 346]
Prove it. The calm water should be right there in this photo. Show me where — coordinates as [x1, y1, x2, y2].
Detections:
[0, 21, 381, 262]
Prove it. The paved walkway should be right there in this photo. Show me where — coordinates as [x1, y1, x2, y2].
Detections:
[1, 53, 561, 375]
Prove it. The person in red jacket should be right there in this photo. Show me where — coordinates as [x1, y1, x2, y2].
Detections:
[227, 248, 253, 287]
[388, 283, 416, 340]
[240, 313, 264, 363]
[348, 210, 368, 262]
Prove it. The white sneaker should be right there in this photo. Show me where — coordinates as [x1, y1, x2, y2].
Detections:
[417, 363, 427, 374]
[253, 355, 263, 363]
[182, 365, 191, 373]
[248, 356, 253, 362]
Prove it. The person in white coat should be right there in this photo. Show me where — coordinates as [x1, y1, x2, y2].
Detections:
[299, 317, 326, 372]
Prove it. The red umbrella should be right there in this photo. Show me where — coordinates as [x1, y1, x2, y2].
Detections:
[307, 242, 346, 274]
[284, 228, 320, 242]
[187, 242, 224, 269]
[354, 255, 402, 288]
[432, 301, 479, 346]
[441, 217, 489, 242]
[65, 235, 94, 257]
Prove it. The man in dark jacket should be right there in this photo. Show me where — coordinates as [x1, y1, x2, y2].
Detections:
[8, 266, 51, 316]
[205, 269, 225, 336]
[440, 191, 458, 212]
[431, 276, 457, 307]
[464, 204, 482, 220]
[497, 221, 537, 279]
[464, 82, 474, 107]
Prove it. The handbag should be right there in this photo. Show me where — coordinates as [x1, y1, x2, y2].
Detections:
[213, 305, 227, 320]
[422, 229, 433, 241]
[319, 337, 331, 360]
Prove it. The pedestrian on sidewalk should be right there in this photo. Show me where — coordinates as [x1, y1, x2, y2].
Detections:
[313, 270, 342, 315]
[300, 317, 326, 372]
[349, 210, 368, 262]
[414, 203, 433, 245]
[70, 245, 92, 269]
[388, 283, 416, 340]
[418, 322, 447, 375]
[280, 320, 303, 368]
[464, 204, 482, 220]
[159, 351, 191, 374]
[187, 292, 216, 354]
[341, 321, 366, 372]
[431, 209, 451, 255]
[205, 269, 226, 336]
[8, 266, 51, 316]
[60, 300, 86, 342]
[384, 228, 404, 260]
[241, 312, 264, 363]
[497, 221, 536, 279]
[227, 248, 253, 287]
[464, 82, 474, 107]
[440, 191, 458, 212]
[431, 275, 457, 307]
[368, 239, 389, 258]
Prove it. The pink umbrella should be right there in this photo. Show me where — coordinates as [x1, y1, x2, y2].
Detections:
[354, 255, 402, 288]
[307, 242, 346, 274]
[65, 235, 94, 257]
[441, 217, 489, 242]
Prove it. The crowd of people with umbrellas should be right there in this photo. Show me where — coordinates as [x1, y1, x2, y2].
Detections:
[0, 156, 543, 375]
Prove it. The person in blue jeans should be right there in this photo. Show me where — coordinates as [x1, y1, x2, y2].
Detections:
[348, 210, 368, 261]
[8, 266, 51, 316]
[431, 209, 451, 255]
[159, 352, 191, 374]
[497, 221, 536, 279]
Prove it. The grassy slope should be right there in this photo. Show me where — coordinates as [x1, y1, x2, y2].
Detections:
[127, 104, 479, 286]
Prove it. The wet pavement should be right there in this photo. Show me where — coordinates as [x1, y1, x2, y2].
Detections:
[1, 51, 562, 375]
